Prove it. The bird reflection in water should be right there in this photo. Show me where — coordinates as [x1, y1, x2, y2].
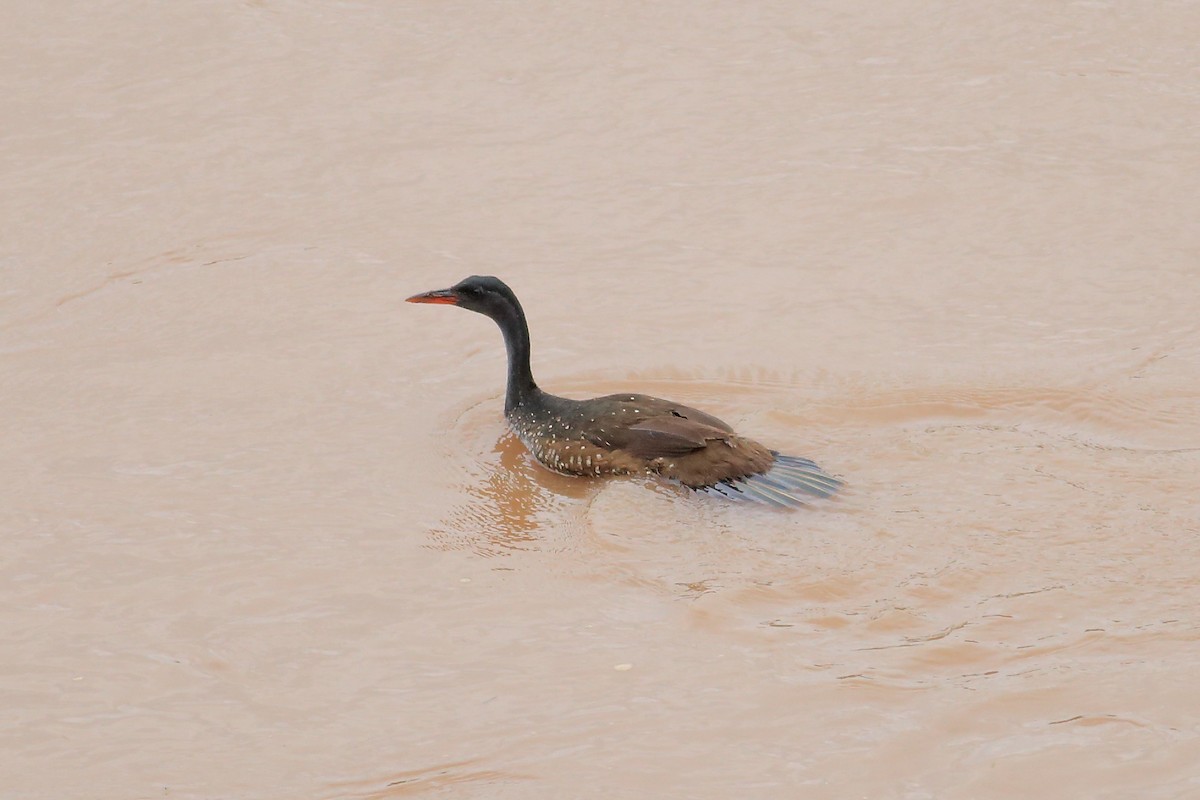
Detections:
[427, 429, 596, 557]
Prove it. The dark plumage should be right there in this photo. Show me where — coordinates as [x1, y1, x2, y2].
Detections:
[407, 275, 841, 507]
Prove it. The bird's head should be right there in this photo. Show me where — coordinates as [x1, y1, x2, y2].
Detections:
[406, 275, 520, 320]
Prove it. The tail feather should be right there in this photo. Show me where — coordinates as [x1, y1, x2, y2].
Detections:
[737, 478, 803, 507]
[701, 478, 782, 507]
[774, 454, 821, 470]
[697, 452, 842, 508]
[763, 466, 840, 497]
[754, 470, 816, 499]
[703, 480, 775, 506]
[768, 451, 843, 494]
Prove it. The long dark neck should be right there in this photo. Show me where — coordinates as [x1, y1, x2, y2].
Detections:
[489, 299, 538, 415]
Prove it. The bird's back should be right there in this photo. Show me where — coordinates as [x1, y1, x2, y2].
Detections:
[506, 390, 774, 487]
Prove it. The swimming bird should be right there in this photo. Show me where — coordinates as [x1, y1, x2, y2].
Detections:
[407, 276, 841, 507]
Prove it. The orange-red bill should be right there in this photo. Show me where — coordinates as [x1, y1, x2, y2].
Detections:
[406, 289, 459, 305]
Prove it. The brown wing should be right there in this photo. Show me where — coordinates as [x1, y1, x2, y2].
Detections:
[629, 395, 735, 434]
[581, 394, 736, 460]
[619, 415, 734, 459]
[586, 394, 736, 431]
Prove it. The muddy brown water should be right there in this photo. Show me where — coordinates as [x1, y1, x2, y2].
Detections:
[3, 2, 1199, 798]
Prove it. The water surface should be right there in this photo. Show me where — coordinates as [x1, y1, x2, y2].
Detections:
[2, 2, 1199, 798]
